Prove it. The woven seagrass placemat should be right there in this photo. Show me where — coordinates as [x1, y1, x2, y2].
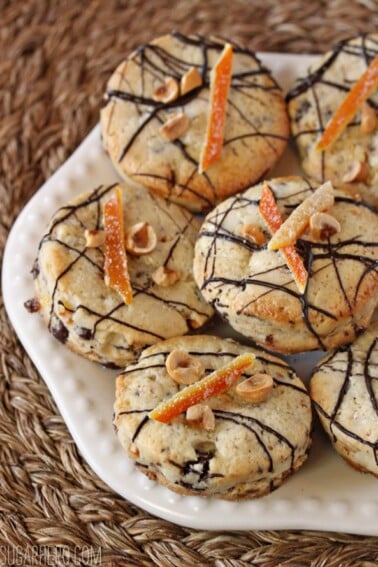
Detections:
[1, 0, 378, 565]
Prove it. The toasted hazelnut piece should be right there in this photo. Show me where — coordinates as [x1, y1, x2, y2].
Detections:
[84, 228, 106, 248]
[309, 212, 341, 240]
[159, 112, 190, 141]
[125, 222, 157, 255]
[342, 160, 370, 183]
[129, 443, 139, 457]
[153, 77, 180, 103]
[152, 266, 181, 287]
[186, 404, 215, 431]
[187, 316, 203, 330]
[166, 350, 204, 385]
[240, 224, 266, 246]
[181, 66, 202, 95]
[360, 102, 377, 136]
[236, 373, 273, 403]
[267, 181, 334, 251]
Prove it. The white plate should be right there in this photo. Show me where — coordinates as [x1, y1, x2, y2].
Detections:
[3, 53, 378, 535]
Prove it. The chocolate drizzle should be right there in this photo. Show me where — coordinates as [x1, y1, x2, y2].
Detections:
[103, 32, 288, 209]
[286, 34, 378, 105]
[196, 181, 378, 351]
[213, 409, 296, 472]
[116, 343, 310, 490]
[312, 330, 378, 466]
[35, 183, 211, 360]
[286, 34, 378, 187]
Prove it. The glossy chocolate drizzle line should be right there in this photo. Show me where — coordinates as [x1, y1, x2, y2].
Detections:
[364, 337, 378, 415]
[286, 34, 378, 103]
[118, 346, 309, 482]
[105, 32, 287, 206]
[122, 348, 306, 395]
[124, 404, 298, 480]
[214, 409, 296, 472]
[313, 333, 378, 465]
[37, 184, 209, 350]
[198, 186, 378, 350]
[286, 35, 378, 182]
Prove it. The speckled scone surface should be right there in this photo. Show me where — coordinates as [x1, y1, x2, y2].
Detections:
[114, 335, 312, 499]
[287, 34, 378, 209]
[310, 321, 378, 477]
[193, 176, 378, 354]
[33, 183, 213, 368]
[101, 32, 289, 212]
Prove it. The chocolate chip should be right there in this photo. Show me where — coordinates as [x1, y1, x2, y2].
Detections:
[31, 259, 40, 279]
[51, 319, 69, 344]
[102, 361, 121, 370]
[294, 99, 310, 122]
[24, 297, 40, 313]
[266, 334, 274, 346]
[77, 327, 93, 340]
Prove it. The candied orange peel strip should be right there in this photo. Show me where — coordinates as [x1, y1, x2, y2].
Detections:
[198, 43, 233, 173]
[259, 183, 308, 294]
[149, 353, 255, 423]
[267, 181, 334, 251]
[316, 55, 378, 151]
[104, 186, 133, 305]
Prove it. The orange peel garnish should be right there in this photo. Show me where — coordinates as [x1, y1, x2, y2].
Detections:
[104, 186, 133, 305]
[199, 43, 233, 173]
[267, 181, 334, 251]
[259, 183, 308, 294]
[316, 55, 378, 151]
[149, 353, 255, 423]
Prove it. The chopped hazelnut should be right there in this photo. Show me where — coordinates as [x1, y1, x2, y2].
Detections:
[159, 112, 190, 141]
[187, 316, 203, 330]
[240, 224, 266, 246]
[166, 350, 204, 385]
[360, 102, 377, 136]
[129, 443, 139, 457]
[342, 160, 370, 183]
[181, 66, 202, 95]
[236, 373, 273, 403]
[267, 181, 334, 251]
[309, 212, 341, 240]
[152, 266, 181, 287]
[84, 229, 106, 248]
[125, 222, 157, 255]
[153, 77, 180, 103]
[186, 404, 215, 431]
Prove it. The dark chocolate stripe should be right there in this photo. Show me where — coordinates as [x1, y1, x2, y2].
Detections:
[105, 32, 286, 207]
[197, 182, 377, 350]
[364, 337, 378, 415]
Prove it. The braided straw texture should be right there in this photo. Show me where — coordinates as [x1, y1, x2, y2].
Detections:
[1, 0, 378, 565]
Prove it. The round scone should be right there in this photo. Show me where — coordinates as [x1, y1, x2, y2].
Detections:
[100, 32, 289, 212]
[31, 183, 213, 367]
[193, 176, 378, 354]
[114, 335, 312, 499]
[287, 34, 378, 210]
[310, 321, 378, 477]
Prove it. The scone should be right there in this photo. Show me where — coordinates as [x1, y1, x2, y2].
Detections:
[30, 183, 213, 367]
[114, 335, 312, 499]
[287, 34, 378, 210]
[310, 321, 378, 477]
[193, 176, 378, 354]
[101, 32, 289, 212]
